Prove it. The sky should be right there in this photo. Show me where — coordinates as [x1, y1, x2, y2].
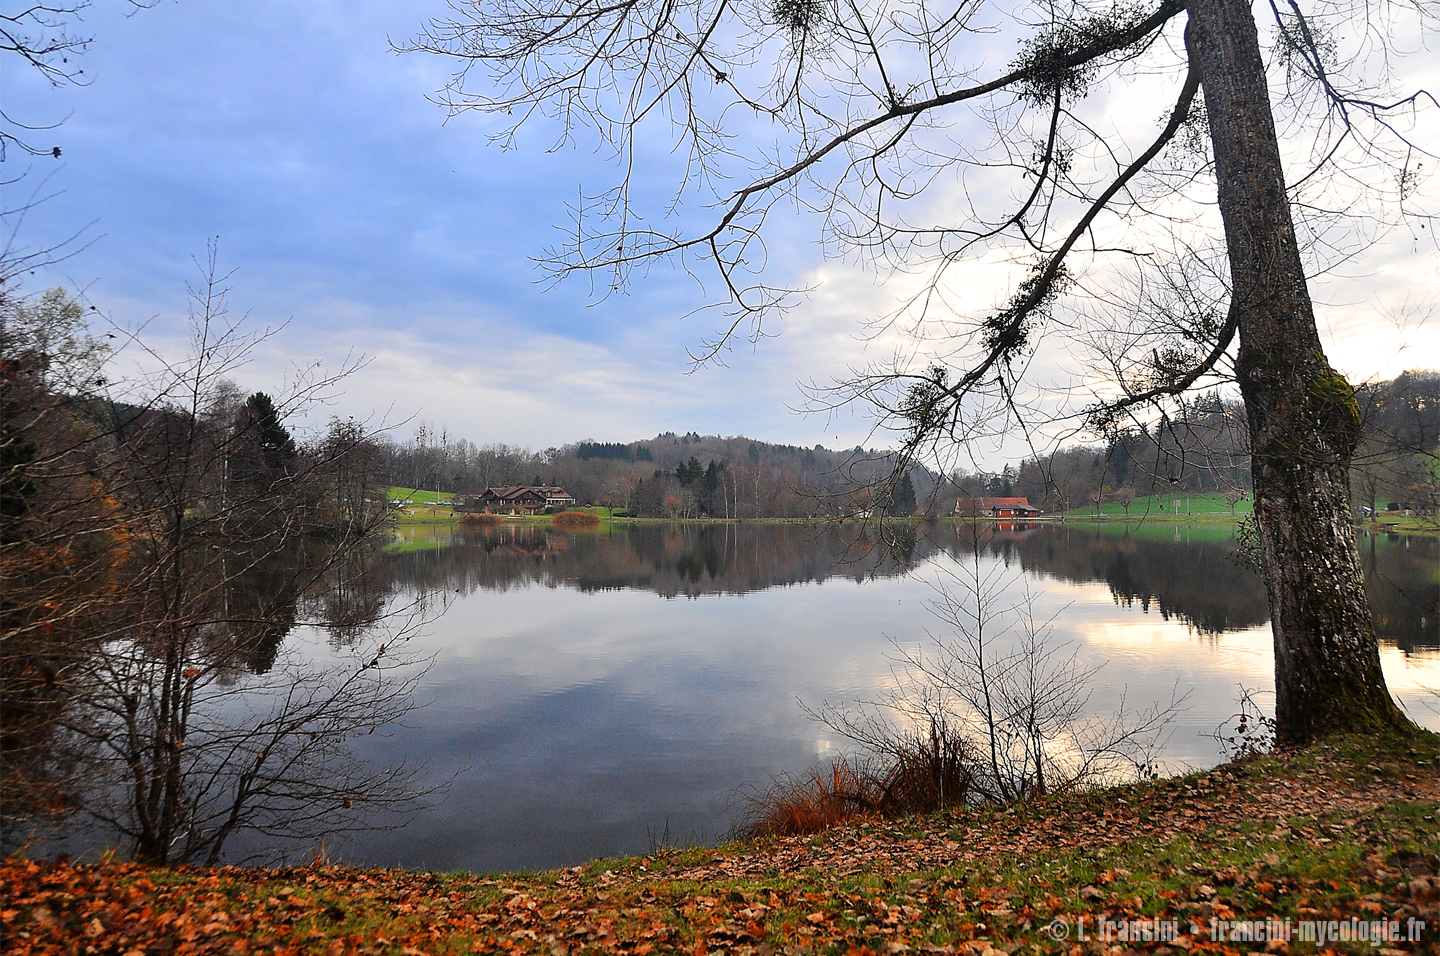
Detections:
[3, 0, 1438, 466]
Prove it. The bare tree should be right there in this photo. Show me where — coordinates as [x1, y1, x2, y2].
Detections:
[68, 606, 433, 865]
[1351, 370, 1440, 527]
[2, 254, 441, 864]
[409, 0, 1433, 741]
[1, 283, 122, 820]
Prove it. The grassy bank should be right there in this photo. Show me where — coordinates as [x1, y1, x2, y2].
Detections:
[6, 733, 1438, 954]
[1063, 494, 1253, 520]
[1362, 514, 1440, 536]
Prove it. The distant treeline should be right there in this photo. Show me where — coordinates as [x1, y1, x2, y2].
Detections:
[380, 429, 925, 518]
[951, 373, 1438, 516]
[576, 441, 652, 462]
[379, 372, 1438, 518]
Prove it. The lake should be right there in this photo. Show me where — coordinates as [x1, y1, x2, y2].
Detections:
[334, 520, 1439, 874]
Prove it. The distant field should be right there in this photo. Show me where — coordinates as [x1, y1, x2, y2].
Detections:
[1064, 492, 1252, 518]
[387, 487, 458, 522]
[387, 487, 454, 505]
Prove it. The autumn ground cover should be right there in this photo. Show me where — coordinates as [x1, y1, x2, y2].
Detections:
[4, 733, 1438, 956]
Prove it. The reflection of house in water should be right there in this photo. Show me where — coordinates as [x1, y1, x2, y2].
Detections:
[956, 496, 1042, 518]
[954, 521, 1044, 546]
[989, 521, 1044, 540]
[460, 486, 576, 515]
[467, 524, 570, 558]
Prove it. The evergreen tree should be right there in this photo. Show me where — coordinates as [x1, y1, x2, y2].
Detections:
[891, 474, 917, 516]
[231, 392, 297, 494]
[246, 393, 297, 473]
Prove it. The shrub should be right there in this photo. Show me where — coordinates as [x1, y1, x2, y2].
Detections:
[552, 510, 601, 529]
[789, 538, 1181, 830]
[740, 720, 974, 838]
[458, 512, 503, 526]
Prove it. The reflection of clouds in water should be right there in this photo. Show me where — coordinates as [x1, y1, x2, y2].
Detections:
[345, 526, 1439, 873]
[1382, 648, 1440, 727]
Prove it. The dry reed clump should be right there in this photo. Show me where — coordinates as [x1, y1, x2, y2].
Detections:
[458, 512, 503, 526]
[551, 510, 601, 529]
[872, 731, 973, 815]
[740, 756, 878, 838]
[739, 743, 973, 838]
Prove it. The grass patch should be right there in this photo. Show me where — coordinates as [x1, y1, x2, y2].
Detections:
[1065, 493, 1252, 519]
[387, 487, 455, 506]
[1364, 514, 1440, 535]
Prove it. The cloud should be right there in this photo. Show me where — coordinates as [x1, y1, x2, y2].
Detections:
[6, 0, 1437, 467]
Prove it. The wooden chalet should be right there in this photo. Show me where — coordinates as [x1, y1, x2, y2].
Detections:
[955, 496, 1042, 519]
[461, 486, 577, 516]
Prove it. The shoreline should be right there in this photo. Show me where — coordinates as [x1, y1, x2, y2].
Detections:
[391, 511, 1440, 537]
[5, 732, 1438, 953]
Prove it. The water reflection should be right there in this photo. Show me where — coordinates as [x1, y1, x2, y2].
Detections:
[1360, 532, 1440, 651]
[389, 522, 932, 598]
[18, 522, 1432, 872]
[352, 521, 1437, 873]
[1, 539, 430, 866]
[387, 522, 1436, 648]
[329, 524, 1440, 875]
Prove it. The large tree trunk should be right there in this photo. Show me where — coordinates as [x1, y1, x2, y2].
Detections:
[1187, 0, 1409, 743]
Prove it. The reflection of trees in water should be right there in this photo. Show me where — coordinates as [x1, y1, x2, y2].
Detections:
[1359, 533, 1440, 652]
[385, 523, 1436, 649]
[978, 527, 1271, 637]
[220, 544, 305, 675]
[386, 523, 942, 599]
[301, 542, 400, 649]
[974, 526, 1435, 648]
[11, 538, 431, 866]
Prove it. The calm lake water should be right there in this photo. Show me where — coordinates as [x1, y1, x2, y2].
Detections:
[334, 521, 1439, 874]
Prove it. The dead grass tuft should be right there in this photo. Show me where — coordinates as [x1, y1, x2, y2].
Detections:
[741, 735, 973, 838]
[740, 756, 878, 838]
[552, 510, 602, 529]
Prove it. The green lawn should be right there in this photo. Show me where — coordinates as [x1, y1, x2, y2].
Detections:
[387, 486, 455, 505]
[1065, 492, 1252, 518]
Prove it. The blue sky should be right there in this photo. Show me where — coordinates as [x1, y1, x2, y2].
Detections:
[4, 0, 1437, 463]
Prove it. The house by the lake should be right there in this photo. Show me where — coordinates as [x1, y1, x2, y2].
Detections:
[461, 486, 577, 516]
[955, 496, 1042, 519]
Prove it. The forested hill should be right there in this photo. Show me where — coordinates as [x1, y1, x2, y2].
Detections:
[381, 430, 935, 518]
[380, 371, 1438, 519]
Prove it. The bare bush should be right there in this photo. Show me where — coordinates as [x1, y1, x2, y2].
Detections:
[739, 757, 880, 838]
[1211, 686, 1278, 762]
[796, 534, 1184, 823]
[551, 510, 601, 530]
